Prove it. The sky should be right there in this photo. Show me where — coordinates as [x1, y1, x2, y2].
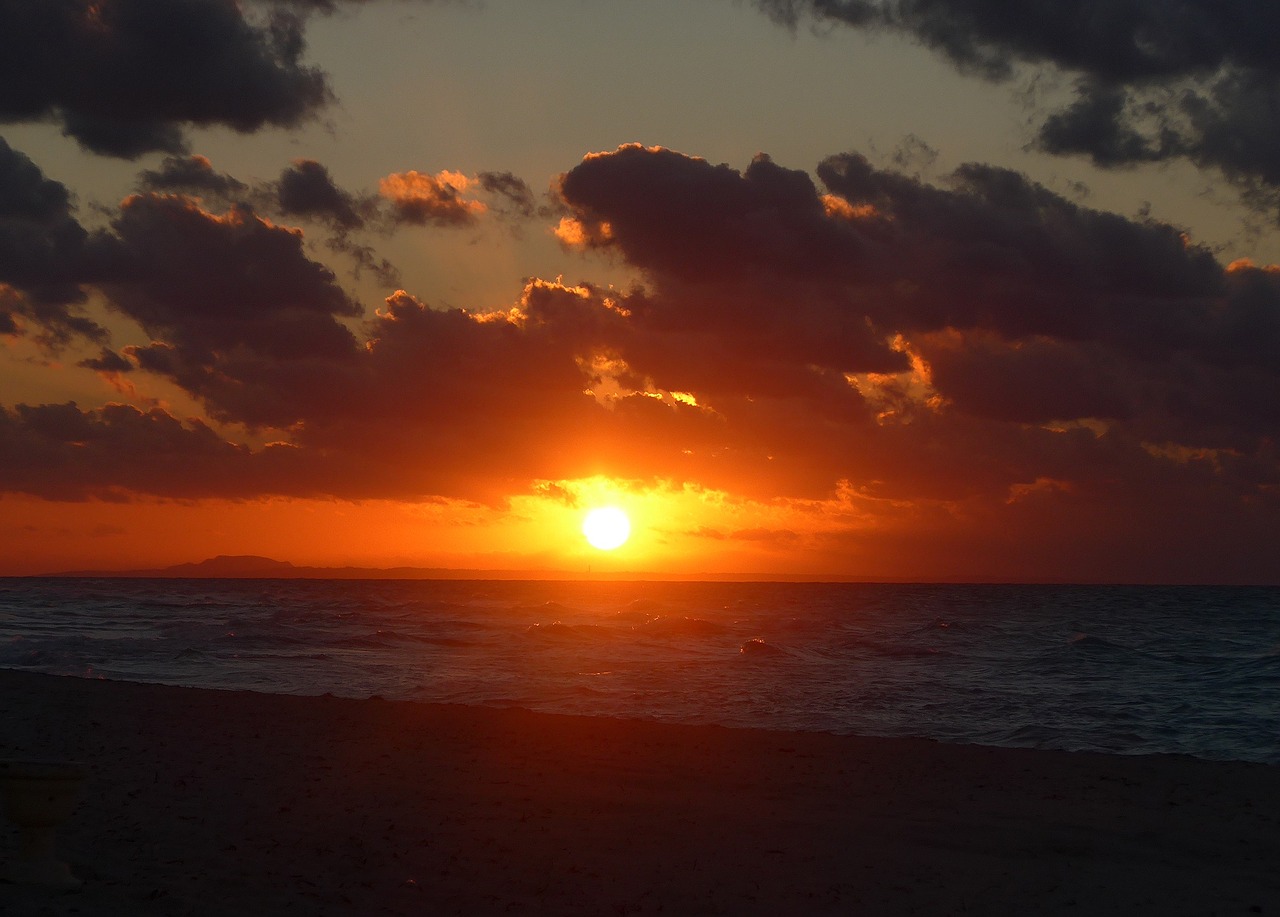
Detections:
[2, 0, 1279, 582]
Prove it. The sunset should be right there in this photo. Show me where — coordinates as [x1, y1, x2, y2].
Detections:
[581, 506, 631, 552]
[0, 3, 1277, 583]
[1, 1, 1277, 913]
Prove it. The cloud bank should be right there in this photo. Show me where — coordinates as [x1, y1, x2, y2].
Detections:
[0, 0, 329, 157]
[757, 0, 1280, 212]
[1, 138, 1276, 580]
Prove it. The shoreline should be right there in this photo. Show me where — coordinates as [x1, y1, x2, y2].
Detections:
[2, 669, 1278, 915]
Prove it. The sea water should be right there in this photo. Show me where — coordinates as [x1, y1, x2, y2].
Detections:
[1, 578, 1277, 763]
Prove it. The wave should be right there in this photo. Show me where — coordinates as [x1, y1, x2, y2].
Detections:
[513, 601, 580, 618]
[637, 616, 723, 638]
[622, 598, 667, 614]
[1217, 653, 1280, 686]
[739, 637, 787, 657]
[1065, 632, 1150, 658]
[372, 628, 477, 646]
[230, 651, 335, 662]
[524, 621, 615, 642]
[831, 635, 949, 658]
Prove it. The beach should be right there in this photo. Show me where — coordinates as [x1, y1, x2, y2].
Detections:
[1, 669, 1277, 916]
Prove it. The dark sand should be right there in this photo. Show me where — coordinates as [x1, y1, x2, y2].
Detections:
[1, 669, 1277, 915]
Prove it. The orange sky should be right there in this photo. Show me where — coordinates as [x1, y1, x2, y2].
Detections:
[2, 3, 1279, 583]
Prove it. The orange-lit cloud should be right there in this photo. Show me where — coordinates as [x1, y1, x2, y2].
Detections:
[379, 170, 488, 226]
[820, 194, 880, 220]
[554, 216, 613, 249]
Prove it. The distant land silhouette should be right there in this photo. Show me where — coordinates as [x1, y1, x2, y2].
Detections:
[40, 555, 883, 582]
[45, 554, 584, 580]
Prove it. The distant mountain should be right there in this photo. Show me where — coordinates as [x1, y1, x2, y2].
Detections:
[163, 555, 298, 576]
[48, 554, 305, 579]
[40, 556, 869, 582]
[45, 555, 623, 580]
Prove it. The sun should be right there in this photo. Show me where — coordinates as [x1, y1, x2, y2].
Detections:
[582, 506, 631, 551]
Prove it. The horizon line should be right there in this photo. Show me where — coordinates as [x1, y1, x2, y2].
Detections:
[12, 555, 1278, 588]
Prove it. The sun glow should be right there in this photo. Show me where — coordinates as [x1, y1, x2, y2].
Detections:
[582, 506, 631, 551]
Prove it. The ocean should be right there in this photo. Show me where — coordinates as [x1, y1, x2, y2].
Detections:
[1, 578, 1277, 764]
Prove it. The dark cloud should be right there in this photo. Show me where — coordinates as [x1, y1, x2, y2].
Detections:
[0, 284, 20, 334]
[0, 137, 87, 288]
[555, 144, 1280, 464]
[916, 332, 1136, 425]
[263, 160, 402, 284]
[138, 155, 248, 197]
[7, 290, 108, 349]
[99, 193, 362, 426]
[59, 112, 188, 162]
[0, 137, 116, 345]
[0, 401, 317, 500]
[274, 159, 371, 229]
[1036, 82, 1173, 167]
[105, 194, 359, 350]
[330, 239, 402, 287]
[554, 143, 1260, 412]
[555, 147, 906, 389]
[812, 152, 1228, 348]
[262, 0, 402, 11]
[478, 171, 539, 218]
[1033, 73, 1280, 201]
[77, 348, 134, 373]
[558, 145, 860, 282]
[759, 1, 1280, 83]
[757, 1, 1280, 212]
[0, 0, 330, 158]
[138, 155, 402, 286]
[141, 155, 536, 245]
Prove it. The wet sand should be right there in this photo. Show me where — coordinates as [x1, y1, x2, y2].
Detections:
[1, 668, 1277, 915]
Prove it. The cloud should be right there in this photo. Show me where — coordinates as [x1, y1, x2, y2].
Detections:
[0, 138, 88, 291]
[105, 194, 360, 350]
[138, 154, 532, 248]
[557, 145, 856, 281]
[554, 143, 1266, 391]
[274, 159, 372, 230]
[266, 160, 402, 284]
[0, 401, 317, 500]
[137, 155, 402, 286]
[99, 192, 362, 427]
[0, 0, 330, 158]
[916, 331, 1139, 426]
[756, 1, 1280, 213]
[477, 171, 540, 218]
[1036, 83, 1172, 167]
[0, 138, 120, 346]
[810, 152, 1228, 348]
[1, 141, 1277, 581]
[553, 144, 1280, 482]
[758, 0, 1279, 85]
[77, 347, 134, 374]
[137, 155, 248, 197]
[0, 286, 18, 334]
[12, 142, 1279, 474]
[379, 170, 488, 226]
